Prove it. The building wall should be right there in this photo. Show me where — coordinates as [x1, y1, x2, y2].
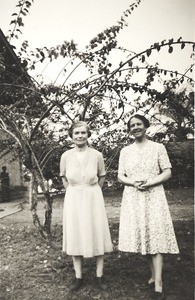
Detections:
[0, 130, 23, 190]
[0, 152, 23, 189]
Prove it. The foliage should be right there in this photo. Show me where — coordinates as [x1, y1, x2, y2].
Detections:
[165, 140, 194, 188]
[151, 84, 194, 141]
[7, 0, 34, 41]
[0, 0, 194, 235]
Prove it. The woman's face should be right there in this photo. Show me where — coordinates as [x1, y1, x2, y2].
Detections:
[72, 125, 88, 147]
[129, 117, 146, 138]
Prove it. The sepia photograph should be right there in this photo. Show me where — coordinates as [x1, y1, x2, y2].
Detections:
[0, 1, 194, 299]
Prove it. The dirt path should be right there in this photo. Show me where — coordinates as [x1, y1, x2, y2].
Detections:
[0, 198, 193, 227]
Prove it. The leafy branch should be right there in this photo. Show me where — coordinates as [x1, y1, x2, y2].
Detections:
[86, 39, 195, 99]
[7, 0, 34, 42]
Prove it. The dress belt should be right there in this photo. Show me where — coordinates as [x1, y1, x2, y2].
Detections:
[68, 182, 98, 187]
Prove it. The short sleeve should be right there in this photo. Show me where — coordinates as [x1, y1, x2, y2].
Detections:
[59, 153, 66, 177]
[118, 148, 126, 175]
[158, 144, 172, 171]
[97, 152, 106, 177]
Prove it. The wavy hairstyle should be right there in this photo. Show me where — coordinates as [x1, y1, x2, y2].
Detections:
[127, 114, 150, 131]
[68, 121, 91, 138]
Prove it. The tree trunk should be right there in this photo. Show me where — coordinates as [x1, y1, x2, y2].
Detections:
[29, 171, 53, 239]
[29, 173, 46, 238]
[43, 190, 53, 238]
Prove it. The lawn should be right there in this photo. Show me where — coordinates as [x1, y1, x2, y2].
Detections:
[0, 188, 194, 300]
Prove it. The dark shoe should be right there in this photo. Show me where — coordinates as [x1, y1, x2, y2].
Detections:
[70, 278, 83, 292]
[140, 281, 155, 290]
[153, 291, 166, 299]
[96, 276, 107, 291]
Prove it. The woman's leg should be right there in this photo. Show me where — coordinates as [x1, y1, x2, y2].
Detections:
[96, 255, 104, 277]
[96, 255, 107, 290]
[70, 256, 83, 291]
[72, 255, 82, 278]
[146, 254, 155, 283]
[152, 253, 163, 292]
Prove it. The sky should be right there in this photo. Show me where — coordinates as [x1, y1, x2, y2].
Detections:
[0, 0, 195, 83]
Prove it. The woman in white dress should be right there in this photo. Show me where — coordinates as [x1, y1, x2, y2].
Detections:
[118, 114, 179, 300]
[60, 121, 113, 291]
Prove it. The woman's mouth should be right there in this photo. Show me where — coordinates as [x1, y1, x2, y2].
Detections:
[134, 130, 142, 133]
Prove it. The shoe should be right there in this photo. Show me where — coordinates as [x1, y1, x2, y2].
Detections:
[96, 276, 107, 291]
[70, 278, 83, 292]
[140, 281, 155, 290]
[153, 291, 166, 299]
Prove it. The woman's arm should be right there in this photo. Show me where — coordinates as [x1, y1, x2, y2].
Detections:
[118, 174, 136, 187]
[138, 168, 172, 190]
[61, 176, 69, 190]
[60, 153, 68, 190]
[118, 148, 137, 187]
[98, 175, 105, 188]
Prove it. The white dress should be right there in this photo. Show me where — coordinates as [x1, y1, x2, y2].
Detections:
[60, 147, 113, 258]
[118, 141, 179, 255]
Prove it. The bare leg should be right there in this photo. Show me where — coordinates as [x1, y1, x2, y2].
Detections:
[152, 253, 163, 292]
[146, 254, 155, 283]
[72, 256, 82, 278]
[96, 255, 104, 277]
[96, 255, 107, 290]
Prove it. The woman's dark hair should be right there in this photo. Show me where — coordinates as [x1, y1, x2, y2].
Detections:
[127, 114, 150, 131]
[68, 121, 91, 138]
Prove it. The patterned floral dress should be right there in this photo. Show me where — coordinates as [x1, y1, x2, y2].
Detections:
[60, 147, 113, 258]
[118, 140, 179, 255]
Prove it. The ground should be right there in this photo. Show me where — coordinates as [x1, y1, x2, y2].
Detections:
[0, 187, 194, 300]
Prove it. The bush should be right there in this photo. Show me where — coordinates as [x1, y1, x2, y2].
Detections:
[165, 140, 194, 188]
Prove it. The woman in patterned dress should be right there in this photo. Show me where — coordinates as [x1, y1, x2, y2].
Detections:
[118, 114, 179, 299]
[60, 121, 113, 292]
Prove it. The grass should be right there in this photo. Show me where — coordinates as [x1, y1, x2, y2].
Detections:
[0, 188, 194, 300]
